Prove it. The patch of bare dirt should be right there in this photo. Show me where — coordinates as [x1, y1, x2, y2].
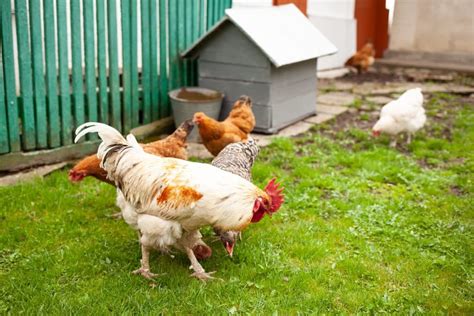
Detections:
[450, 185, 464, 196]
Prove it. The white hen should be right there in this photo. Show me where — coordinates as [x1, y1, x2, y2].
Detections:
[372, 88, 426, 147]
[74, 122, 284, 281]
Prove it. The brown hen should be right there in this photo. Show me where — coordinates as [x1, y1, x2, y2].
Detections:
[345, 42, 375, 74]
[193, 95, 255, 156]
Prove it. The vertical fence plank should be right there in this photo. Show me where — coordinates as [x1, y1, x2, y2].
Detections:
[108, 0, 122, 131]
[140, 0, 151, 123]
[193, 0, 200, 42]
[168, 0, 178, 90]
[206, 0, 213, 30]
[1, 0, 20, 152]
[150, 0, 160, 121]
[191, 0, 201, 86]
[96, 0, 108, 125]
[14, 0, 36, 149]
[57, 0, 72, 145]
[0, 47, 9, 153]
[29, 0, 47, 148]
[121, 0, 132, 131]
[159, 0, 169, 117]
[184, 0, 192, 86]
[43, 0, 60, 147]
[130, 0, 139, 127]
[217, 0, 222, 21]
[177, 0, 185, 87]
[83, 0, 98, 140]
[200, 0, 206, 34]
[71, 0, 85, 132]
[213, 0, 219, 25]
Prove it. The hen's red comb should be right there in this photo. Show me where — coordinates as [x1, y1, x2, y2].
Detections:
[264, 178, 284, 212]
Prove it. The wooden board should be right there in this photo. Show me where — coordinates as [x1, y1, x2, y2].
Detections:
[198, 77, 271, 106]
[198, 60, 271, 83]
[199, 22, 270, 68]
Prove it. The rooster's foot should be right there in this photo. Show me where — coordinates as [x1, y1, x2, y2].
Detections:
[132, 267, 158, 279]
[190, 270, 218, 282]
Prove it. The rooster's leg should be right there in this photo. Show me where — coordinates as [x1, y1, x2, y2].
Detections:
[185, 247, 216, 282]
[406, 133, 412, 145]
[133, 244, 158, 279]
[390, 137, 397, 148]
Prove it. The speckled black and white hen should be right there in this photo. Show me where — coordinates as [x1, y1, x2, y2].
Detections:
[211, 137, 260, 256]
[211, 137, 260, 181]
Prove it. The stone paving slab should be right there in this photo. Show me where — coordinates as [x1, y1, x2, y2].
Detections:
[304, 113, 335, 124]
[356, 82, 474, 96]
[366, 96, 393, 105]
[277, 121, 314, 137]
[318, 80, 354, 92]
[317, 104, 349, 115]
[0, 162, 67, 186]
[447, 85, 474, 94]
[317, 92, 356, 106]
[251, 134, 273, 147]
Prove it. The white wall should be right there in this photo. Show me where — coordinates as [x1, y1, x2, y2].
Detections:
[390, 0, 474, 54]
[307, 0, 356, 70]
[307, 0, 354, 19]
[232, 0, 272, 8]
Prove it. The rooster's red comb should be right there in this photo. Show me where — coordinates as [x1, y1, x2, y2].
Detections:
[264, 178, 284, 213]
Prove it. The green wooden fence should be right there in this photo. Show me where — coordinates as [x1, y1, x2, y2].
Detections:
[0, 0, 231, 155]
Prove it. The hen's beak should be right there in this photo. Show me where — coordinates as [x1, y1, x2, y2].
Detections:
[225, 241, 234, 257]
[372, 130, 381, 137]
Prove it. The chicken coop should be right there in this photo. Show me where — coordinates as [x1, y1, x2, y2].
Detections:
[183, 4, 337, 133]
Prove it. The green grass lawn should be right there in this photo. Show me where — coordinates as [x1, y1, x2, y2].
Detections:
[1, 93, 472, 314]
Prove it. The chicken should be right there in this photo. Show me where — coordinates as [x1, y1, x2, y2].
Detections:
[372, 88, 426, 147]
[74, 122, 284, 281]
[193, 95, 256, 156]
[68, 120, 193, 184]
[345, 43, 375, 74]
[70, 120, 213, 261]
[211, 138, 260, 256]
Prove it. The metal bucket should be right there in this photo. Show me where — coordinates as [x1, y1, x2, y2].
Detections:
[169, 87, 223, 143]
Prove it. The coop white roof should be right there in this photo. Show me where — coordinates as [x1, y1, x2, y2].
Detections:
[183, 4, 337, 68]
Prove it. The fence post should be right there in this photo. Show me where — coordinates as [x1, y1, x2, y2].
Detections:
[121, 0, 132, 132]
[44, 0, 60, 147]
[15, 0, 36, 149]
[29, 0, 47, 149]
[0, 47, 9, 153]
[71, 0, 85, 134]
[83, 0, 98, 140]
[57, 0, 72, 145]
[159, 0, 169, 117]
[130, 0, 140, 127]
[108, 0, 122, 132]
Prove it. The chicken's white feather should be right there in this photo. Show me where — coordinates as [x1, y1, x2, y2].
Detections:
[373, 88, 426, 136]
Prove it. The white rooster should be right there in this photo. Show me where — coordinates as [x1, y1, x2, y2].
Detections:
[372, 88, 426, 147]
[74, 122, 284, 281]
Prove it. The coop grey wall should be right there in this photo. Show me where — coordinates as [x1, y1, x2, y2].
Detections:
[268, 59, 317, 131]
[196, 22, 318, 133]
[197, 22, 273, 126]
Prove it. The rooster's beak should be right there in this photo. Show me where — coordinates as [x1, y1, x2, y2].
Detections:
[225, 241, 234, 257]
